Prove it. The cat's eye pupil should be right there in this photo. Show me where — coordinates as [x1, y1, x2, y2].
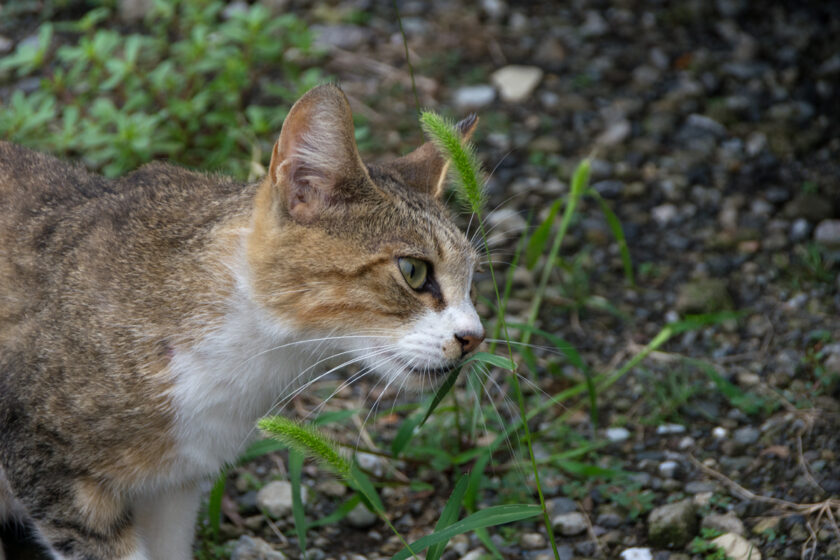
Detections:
[398, 257, 428, 291]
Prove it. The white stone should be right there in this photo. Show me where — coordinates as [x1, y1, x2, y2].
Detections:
[656, 423, 686, 435]
[256, 480, 306, 518]
[606, 427, 631, 442]
[453, 85, 496, 110]
[620, 548, 653, 560]
[651, 204, 679, 226]
[658, 460, 678, 478]
[551, 512, 587, 536]
[711, 533, 762, 560]
[712, 426, 728, 439]
[346, 502, 378, 528]
[491, 65, 544, 102]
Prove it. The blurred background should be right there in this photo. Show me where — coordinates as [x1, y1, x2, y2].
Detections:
[1, 1, 839, 558]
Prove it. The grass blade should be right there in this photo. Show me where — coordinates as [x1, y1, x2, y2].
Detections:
[526, 199, 563, 270]
[207, 471, 226, 541]
[289, 450, 307, 556]
[588, 188, 634, 284]
[426, 475, 469, 560]
[391, 505, 542, 560]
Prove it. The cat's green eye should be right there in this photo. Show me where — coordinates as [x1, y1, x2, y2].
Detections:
[398, 257, 428, 290]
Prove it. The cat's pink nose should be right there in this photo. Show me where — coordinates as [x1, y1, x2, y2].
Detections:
[455, 330, 485, 356]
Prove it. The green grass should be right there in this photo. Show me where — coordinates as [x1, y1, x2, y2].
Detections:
[2, 5, 759, 558]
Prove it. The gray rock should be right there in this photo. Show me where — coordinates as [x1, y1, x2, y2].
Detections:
[592, 180, 625, 199]
[551, 512, 587, 536]
[675, 279, 732, 313]
[491, 65, 544, 102]
[596, 120, 631, 146]
[710, 533, 762, 560]
[784, 193, 834, 222]
[647, 499, 697, 548]
[481, 0, 507, 20]
[346, 502, 378, 529]
[651, 203, 679, 226]
[547, 497, 578, 515]
[702, 512, 746, 536]
[790, 218, 812, 242]
[658, 460, 678, 479]
[231, 535, 288, 560]
[656, 423, 687, 435]
[222, 1, 249, 19]
[453, 85, 496, 110]
[733, 426, 760, 445]
[0, 35, 13, 55]
[596, 507, 624, 528]
[815, 219, 840, 248]
[257, 480, 306, 518]
[686, 114, 727, 137]
[581, 11, 608, 36]
[520, 532, 546, 549]
[312, 24, 371, 50]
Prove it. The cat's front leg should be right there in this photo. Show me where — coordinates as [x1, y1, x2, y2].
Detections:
[133, 483, 202, 560]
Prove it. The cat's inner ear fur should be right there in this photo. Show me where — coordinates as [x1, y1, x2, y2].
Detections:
[389, 114, 479, 199]
[269, 84, 368, 223]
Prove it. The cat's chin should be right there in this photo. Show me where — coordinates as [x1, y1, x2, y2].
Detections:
[375, 354, 458, 393]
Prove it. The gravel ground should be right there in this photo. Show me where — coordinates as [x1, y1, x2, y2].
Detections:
[2, 1, 839, 559]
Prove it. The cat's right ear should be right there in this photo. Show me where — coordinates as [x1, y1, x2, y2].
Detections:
[268, 84, 368, 224]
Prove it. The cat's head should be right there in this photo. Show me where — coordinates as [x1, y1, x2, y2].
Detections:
[248, 84, 484, 391]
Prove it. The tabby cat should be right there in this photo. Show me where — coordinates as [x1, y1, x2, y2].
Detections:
[0, 84, 484, 559]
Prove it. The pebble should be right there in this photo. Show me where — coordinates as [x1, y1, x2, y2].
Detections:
[790, 218, 811, 242]
[733, 426, 760, 445]
[814, 219, 840, 248]
[312, 24, 371, 50]
[547, 497, 578, 514]
[485, 207, 527, 246]
[675, 279, 731, 313]
[0, 35, 13, 54]
[685, 481, 717, 494]
[656, 423, 687, 435]
[491, 65, 544, 102]
[551, 512, 587, 536]
[658, 460, 678, 479]
[651, 203, 679, 226]
[346, 502, 379, 529]
[686, 113, 727, 137]
[453, 85, 496, 110]
[256, 481, 306, 519]
[581, 10, 608, 36]
[461, 549, 486, 560]
[596, 120, 631, 146]
[702, 512, 746, 536]
[710, 533, 762, 560]
[647, 499, 697, 548]
[606, 426, 631, 442]
[230, 535, 288, 560]
[520, 532, 546, 549]
[620, 548, 653, 560]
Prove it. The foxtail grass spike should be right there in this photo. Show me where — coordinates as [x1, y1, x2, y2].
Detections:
[419, 111, 485, 213]
[258, 416, 351, 479]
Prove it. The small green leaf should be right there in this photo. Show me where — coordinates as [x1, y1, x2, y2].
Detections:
[461, 352, 515, 371]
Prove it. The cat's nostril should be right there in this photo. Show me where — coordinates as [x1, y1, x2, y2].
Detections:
[455, 329, 485, 356]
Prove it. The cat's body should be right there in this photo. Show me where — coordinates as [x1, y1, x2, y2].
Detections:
[0, 85, 484, 559]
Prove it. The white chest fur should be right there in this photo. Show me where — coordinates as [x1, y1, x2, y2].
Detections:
[165, 258, 321, 483]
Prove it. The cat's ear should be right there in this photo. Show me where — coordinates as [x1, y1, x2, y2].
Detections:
[268, 84, 368, 223]
[390, 114, 478, 200]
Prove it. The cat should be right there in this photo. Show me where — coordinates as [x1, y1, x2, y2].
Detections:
[0, 84, 484, 560]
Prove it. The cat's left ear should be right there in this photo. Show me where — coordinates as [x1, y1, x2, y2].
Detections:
[268, 84, 369, 223]
[389, 114, 478, 200]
